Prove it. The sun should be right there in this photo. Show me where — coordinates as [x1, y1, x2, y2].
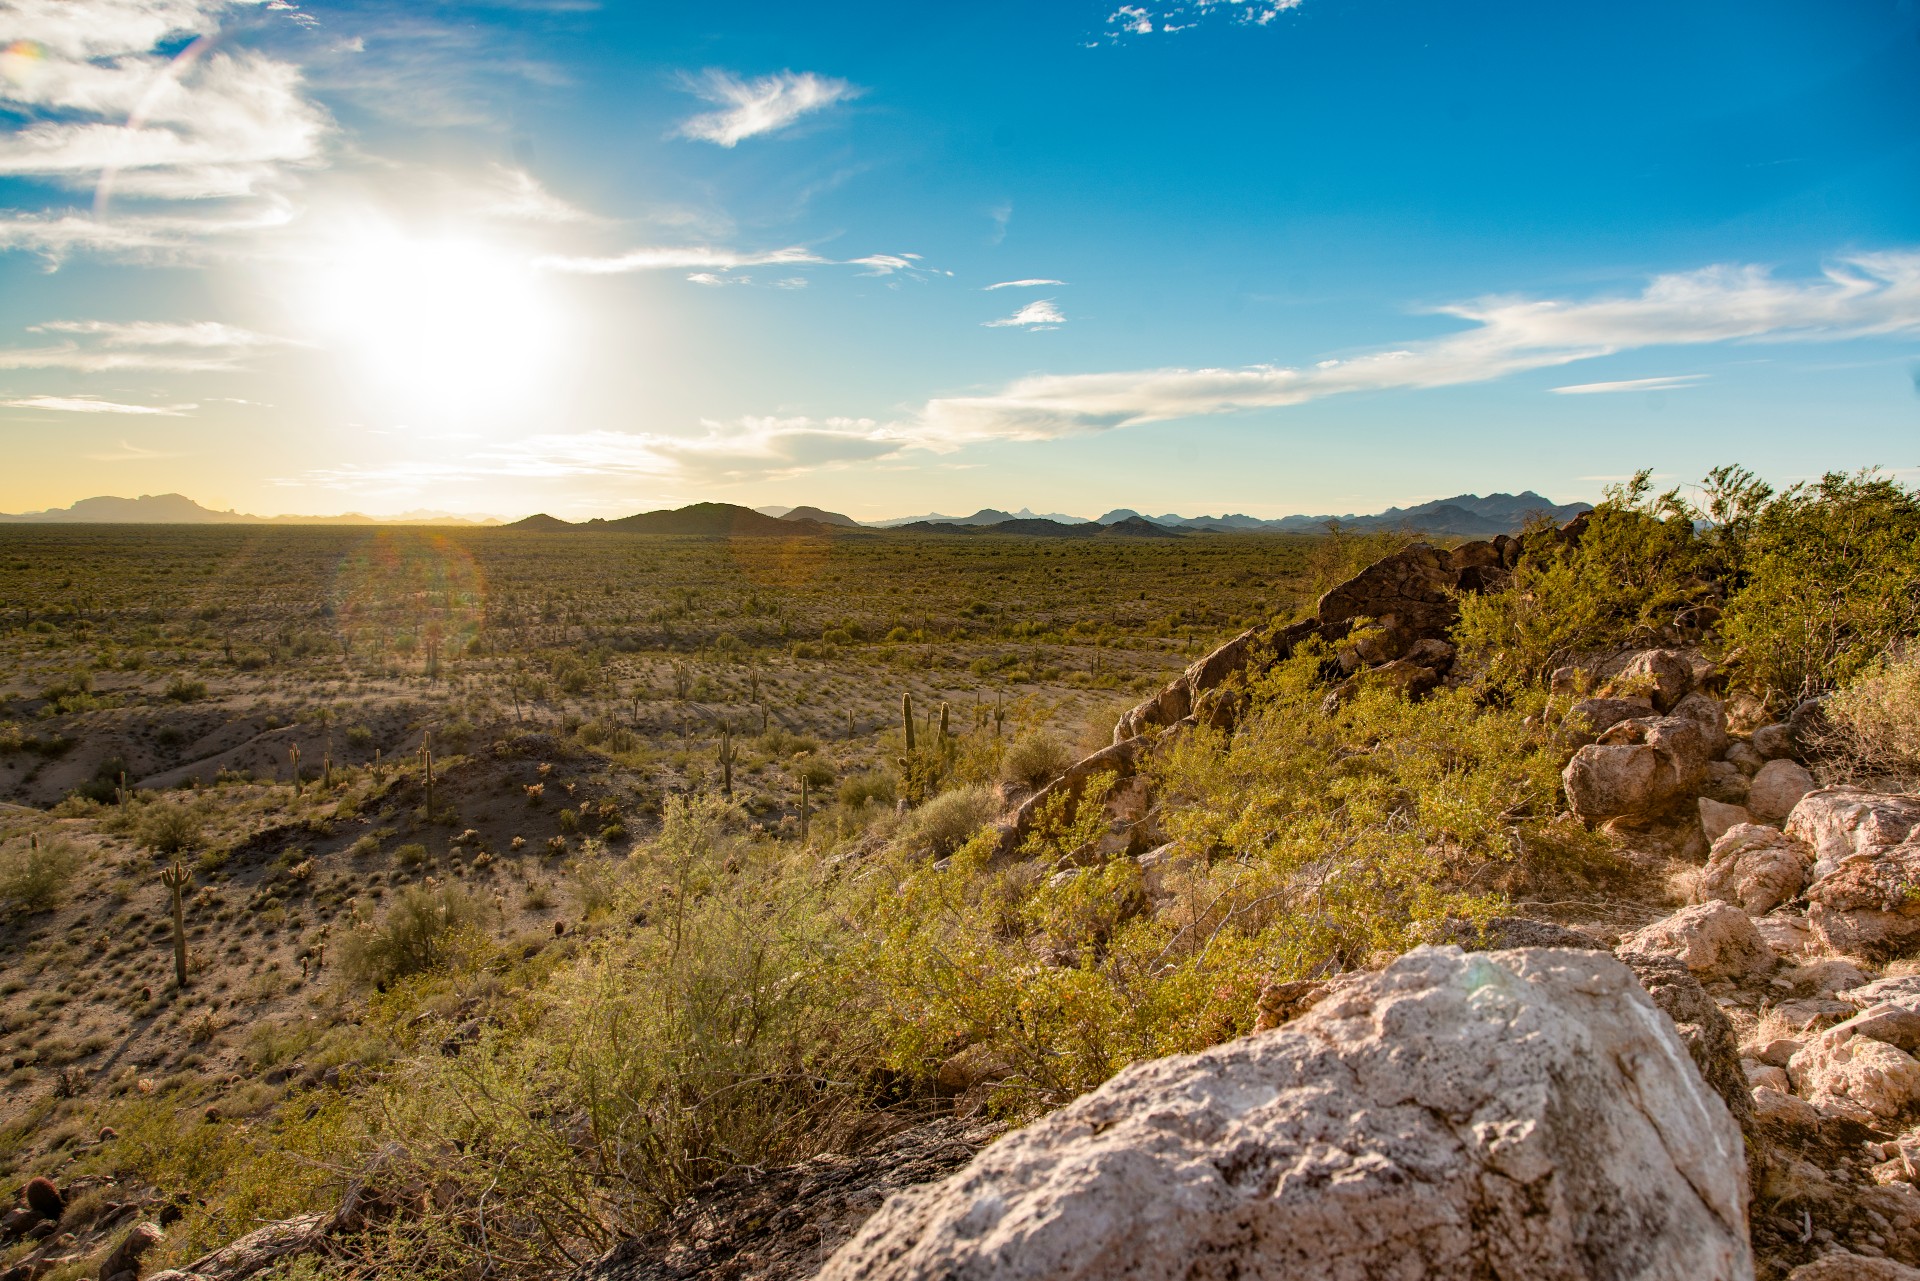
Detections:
[301, 225, 563, 424]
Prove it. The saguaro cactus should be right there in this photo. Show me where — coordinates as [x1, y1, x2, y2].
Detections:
[288, 743, 302, 794]
[159, 861, 192, 988]
[420, 730, 435, 817]
[901, 692, 916, 754]
[800, 774, 811, 844]
[718, 727, 737, 797]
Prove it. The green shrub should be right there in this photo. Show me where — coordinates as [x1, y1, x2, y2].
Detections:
[1453, 472, 1710, 689]
[0, 837, 83, 915]
[1000, 732, 1073, 790]
[1817, 649, 1920, 787]
[836, 770, 896, 810]
[135, 803, 205, 858]
[1718, 470, 1920, 704]
[900, 784, 999, 858]
[163, 677, 207, 703]
[337, 883, 496, 988]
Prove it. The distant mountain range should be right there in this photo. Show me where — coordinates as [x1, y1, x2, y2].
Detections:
[1085, 491, 1592, 537]
[0, 491, 1590, 539]
[0, 493, 498, 526]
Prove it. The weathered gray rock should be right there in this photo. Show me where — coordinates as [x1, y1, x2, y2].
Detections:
[1616, 952, 1754, 1130]
[1754, 912, 1817, 959]
[1673, 691, 1731, 758]
[1614, 648, 1696, 712]
[1749, 723, 1794, 761]
[1724, 741, 1766, 776]
[1788, 1257, 1920, 1281]
[1564, 714, 1713, 822]
[99, 1222, 164, 1281]
[1618, 902, 1775, 982]
[1563, 697, 1654, 746]
[1699, 797, 1754, 845]
[1315, 542, 1461, 636]
[1806, 839, 1920, 961]
[1749, 759, 1816, 824]
[1696, 824, 1810, 916]
[1788, 789, 1920, 880]
[1788, 999, 1920, 1122]
[819, 946, 1753, 1281]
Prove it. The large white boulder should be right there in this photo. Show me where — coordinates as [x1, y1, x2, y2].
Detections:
[1695, 824, 1810, 917]
[1787, 788, 1920, 880]
[1618, 902, 1775, 982]
[818, 947, 1752, 1281]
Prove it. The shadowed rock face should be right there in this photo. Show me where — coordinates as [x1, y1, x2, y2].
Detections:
[817, 946, 1752, 1281]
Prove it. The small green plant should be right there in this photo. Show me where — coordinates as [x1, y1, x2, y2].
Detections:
[136, 803, 204, 860]
[0, 836, 82, 915]
[900, 784, 999, 859]
[164, 677, 208, 703]
[337, 883, 496, 987]
[1001, 732, 1073, 790]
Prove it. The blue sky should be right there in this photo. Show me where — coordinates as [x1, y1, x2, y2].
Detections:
[0, 0, 1915, 519]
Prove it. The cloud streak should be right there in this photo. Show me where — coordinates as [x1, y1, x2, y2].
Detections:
[675, 70, 860, 147]
[920, 252, 1920, 440]
[986, 278, 1065, 290]
[1551, 374, 1707, 395]
[0, 317, 296, 371]
[0, 395, 196, 415]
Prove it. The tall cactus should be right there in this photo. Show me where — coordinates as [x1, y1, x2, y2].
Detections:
[159, 861, 192, 989]
[800, 774, 811, 844]
[420, 730, 435, 817]
[901, 692, 916, 754]
[718, 726, 737, 797]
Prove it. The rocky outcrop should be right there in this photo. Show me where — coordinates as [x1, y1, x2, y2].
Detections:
[1564, 710, 1714, 822]
[1788, 999, 1920, 1122]
[1697, 825, 1811, 917]
[1787, 790, 1920, 881]
[818, 946, 1752, 1281]
[1805, 840, 1920, 961]
[1617, 902, 1774, 982]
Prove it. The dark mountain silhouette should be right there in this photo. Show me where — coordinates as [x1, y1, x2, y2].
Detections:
[1092, 491, 1590, 536]
[779, 505, 860, 527]
[0, 493, 496, 525]
[506, 513, 575, 532]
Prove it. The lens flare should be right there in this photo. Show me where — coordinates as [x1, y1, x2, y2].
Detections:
[0, 39, 45, 87]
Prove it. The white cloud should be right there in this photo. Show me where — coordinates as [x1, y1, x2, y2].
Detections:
[1551, 374, 1707, 395]
[0, 317, 294, 371]
[0, 395, 196, 415]
[481, 164, 601, 224]
[986, 278, 1065, 290]
[983, 299, 1066, 330]
[31, 319, 294, 348]
[539, 245, 824, 275]
[0, 201, 296, 267]
[918, 252, 1920, 440]
[0, 2, 331, 201]
[675, 70, 861, 147]
[1106, 0, 1303, 37]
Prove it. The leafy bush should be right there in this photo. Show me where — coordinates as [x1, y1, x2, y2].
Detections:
[163, 677, 208, 703]
[1000, 731, 1073, 790]
[135, 803, 205, 858]
[1717, 470, 1920, 704]
[1453, 472, 1711, 690]
[1816, 649, 1920, 787]
[0, 837, 82, 915]
[337, 883, 496, 988]
[900, 784, 999, 858]
[836, 770, 896, 810]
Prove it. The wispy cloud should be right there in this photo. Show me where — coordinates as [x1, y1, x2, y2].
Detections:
[480, 164, 602, 224]
[0, 395, 196, 415]
[0, 1, 332, 201]
[0, 201, 296, 268]
[540, 243, 934, 285]
[0, 317, 295, 371]
[920, 252, 1920, 440]
[983, 299, 1065, 330]
[1551, 374, 1707, 395]
[86, 438, 187, 461]
[675, 70, 861, 147]
[986, 278, 1065, 290]
[1106, 0, 1304, 37]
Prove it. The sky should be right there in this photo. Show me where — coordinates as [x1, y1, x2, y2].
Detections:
[0, 0, 1916, 522]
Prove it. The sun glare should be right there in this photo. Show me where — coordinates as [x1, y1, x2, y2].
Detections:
[301, 227, 562, 423]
